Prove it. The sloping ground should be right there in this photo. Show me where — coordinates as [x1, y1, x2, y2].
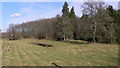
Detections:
[2, 39, 118, 66]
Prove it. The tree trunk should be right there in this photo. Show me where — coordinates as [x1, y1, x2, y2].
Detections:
[93, 19, 96, 42]
[46, 34, 48, 40]
[110, 23, 113, 44]
[63, 34, 66, 41]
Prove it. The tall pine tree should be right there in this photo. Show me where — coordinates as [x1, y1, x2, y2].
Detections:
[62, 2, 69, 17]
[62, 2, 73, 40]
[69, 6, 77, 39]
[69, 6, 76, 18]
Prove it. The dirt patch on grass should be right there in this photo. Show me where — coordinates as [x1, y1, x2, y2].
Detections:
[31, 43, 53, 47]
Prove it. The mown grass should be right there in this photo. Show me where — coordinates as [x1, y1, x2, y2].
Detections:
[2, 39, 118, 66]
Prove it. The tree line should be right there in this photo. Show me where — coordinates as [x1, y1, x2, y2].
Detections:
[2, 2, 120, 44]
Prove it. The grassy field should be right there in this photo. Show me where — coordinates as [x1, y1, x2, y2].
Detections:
[2, 39, 118, 66]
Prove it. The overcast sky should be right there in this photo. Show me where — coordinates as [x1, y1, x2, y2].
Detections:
[1, 0, 120, 32]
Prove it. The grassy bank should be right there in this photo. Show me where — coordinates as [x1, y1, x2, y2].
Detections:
[2, 39, 118, 66]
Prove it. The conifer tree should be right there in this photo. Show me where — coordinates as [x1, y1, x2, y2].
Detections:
[69, 6, 77, 39]
[62, 2, 72, 40]
[69, 6, 76, 18]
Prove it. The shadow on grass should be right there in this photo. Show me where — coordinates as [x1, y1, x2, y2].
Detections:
[63, 40, 89, 45]
[30, 43, 53, 47]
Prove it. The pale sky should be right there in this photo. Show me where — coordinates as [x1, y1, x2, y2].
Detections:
[1, 0, 120, 32]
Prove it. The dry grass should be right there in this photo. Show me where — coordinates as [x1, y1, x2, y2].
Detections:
[2, 39, 118, 66]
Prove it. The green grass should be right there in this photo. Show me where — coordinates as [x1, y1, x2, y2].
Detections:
[2, 39, 118, 66]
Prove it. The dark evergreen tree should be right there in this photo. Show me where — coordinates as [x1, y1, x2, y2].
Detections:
[69, 6, 77, 39]
[54, 15, 64, 40]
[69, 6, 76, 18]
[62, 2, 69, 17]
[62, 2, 73, 40]
[107, 5, 118, 24]
[107, 5, 120, 43]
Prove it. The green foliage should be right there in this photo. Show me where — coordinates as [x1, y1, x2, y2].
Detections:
[106, 5, 120, 43]
[5, 2, 119, 44]
[62, 2, 69, 17]
[54, 15, 64, 39]
[61, 2, 75, 40]
[69, 7, 76, 18]
[117, 10, 120, 44]
[107, 5, 118, 24]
